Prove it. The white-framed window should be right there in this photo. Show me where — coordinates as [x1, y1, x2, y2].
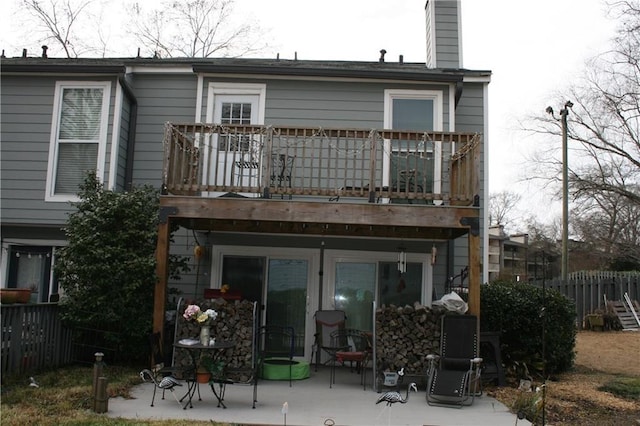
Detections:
[45, 81, 111, 201]
[383, 89, 444, 199]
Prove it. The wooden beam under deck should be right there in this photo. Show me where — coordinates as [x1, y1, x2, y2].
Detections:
[159, 196, 479, 237]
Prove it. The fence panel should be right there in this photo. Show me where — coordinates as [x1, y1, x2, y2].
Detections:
[1, 304, 73, 376]
[531, 271, 640, 328]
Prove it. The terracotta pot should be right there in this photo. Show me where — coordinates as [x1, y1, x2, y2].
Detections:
[0, 288, 31, 304]
[196, 371, 211, 384]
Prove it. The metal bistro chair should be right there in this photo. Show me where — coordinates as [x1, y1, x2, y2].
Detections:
[426, 314, 483, 407]
[329, 328, 371, 390]
[270, 153, 294, 188]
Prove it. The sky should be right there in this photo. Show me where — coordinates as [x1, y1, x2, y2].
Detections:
[0, 0, 619, 228]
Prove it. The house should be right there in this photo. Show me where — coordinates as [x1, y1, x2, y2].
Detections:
[1, 0, 490, 359]
[488, 225, 530, 282]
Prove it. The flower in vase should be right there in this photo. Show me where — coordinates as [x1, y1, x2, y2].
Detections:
[183, 304, 218, 326]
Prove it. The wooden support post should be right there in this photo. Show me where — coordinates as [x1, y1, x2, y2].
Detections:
[95, 377, 108, 413]
[154, 220, 170, 335]
[467, 231, 481, 318]
[92, 352, 105, 412]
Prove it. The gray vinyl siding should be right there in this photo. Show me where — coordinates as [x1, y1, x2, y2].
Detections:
[266, 80, 452, 129]
[429, 0, 461, 69]
[115, 96, 131, 190]
[0, 75, 118, 225]
[454, 82, 487, 280]
[265, 80, 383, 128]
[129, 73, 198, 188]
[200, 78, 452, 129]
[1, 76, 62, 224]
[425, 1, 435, 68]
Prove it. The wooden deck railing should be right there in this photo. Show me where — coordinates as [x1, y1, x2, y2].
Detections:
[163, 123, 481, 205]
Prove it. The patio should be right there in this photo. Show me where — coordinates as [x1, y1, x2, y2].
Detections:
[108, 365, 529, 426]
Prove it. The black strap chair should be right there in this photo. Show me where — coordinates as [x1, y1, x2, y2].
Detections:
[426, 314, 483, 407]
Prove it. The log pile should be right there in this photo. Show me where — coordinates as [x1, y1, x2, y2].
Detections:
[174, 298, 257, 373]
[375, 302, 447, 377]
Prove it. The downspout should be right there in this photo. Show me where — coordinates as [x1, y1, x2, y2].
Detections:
[454, 80, 463, 108]
[118, 74, 138, 190]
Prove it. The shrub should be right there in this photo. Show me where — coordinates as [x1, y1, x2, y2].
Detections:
[56, 173, 188, 364]
[480, 280, 576, 378]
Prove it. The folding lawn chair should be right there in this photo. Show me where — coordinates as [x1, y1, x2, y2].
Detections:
[426, 314, 483, 407]
[311, 310, 346, 371]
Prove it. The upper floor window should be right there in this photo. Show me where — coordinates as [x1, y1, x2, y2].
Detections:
[383, 90, 443, 201]
[46, 82, 110, 201]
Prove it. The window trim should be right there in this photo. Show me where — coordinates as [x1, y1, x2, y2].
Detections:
[205, 82, 266, 124]
[45, 81, 111, 202]
[203, 83, 266, 195]
[383, 89, 444, 197]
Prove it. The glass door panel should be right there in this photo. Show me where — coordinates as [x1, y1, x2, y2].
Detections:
[390, 98, 434, 203]
[266, 259, 308, 356]
[378, 262, 423, 307]
[334, 262, 376, 332]
[221, 256, 265, 304]
[210, 94, 260, 188]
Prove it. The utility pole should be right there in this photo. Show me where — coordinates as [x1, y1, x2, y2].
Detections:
[546, 101, 573, 284]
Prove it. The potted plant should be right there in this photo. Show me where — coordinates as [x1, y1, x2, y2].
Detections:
[0, 288, 32, 304]
[585, 310, 605, 331]
[201, 356, 225, 383]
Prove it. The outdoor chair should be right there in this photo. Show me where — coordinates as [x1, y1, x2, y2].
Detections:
[311, 310, 347, 370]
[329, 328, 371, 390]
[270, 153, 294, 188]
[426, 314, 483, 407]
[258, 325, 296, 387]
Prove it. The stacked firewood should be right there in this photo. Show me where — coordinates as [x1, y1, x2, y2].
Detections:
[375, 302, 447, 377]
[174, 299, 257, 372]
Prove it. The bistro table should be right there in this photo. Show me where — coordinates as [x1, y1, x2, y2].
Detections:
[174, 339, 235, 409]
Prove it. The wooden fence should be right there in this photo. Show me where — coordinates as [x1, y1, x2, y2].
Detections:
[531, 271, 640, 327]
[1, 304, 73, 377]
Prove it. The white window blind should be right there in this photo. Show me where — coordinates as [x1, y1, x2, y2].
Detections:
[50, 86, 106, 196]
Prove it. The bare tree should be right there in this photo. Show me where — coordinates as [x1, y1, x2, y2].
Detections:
[20, 0, 97, 58]
[489, 190, 521, 227]
[522, 1, 640, 269]
[572, 177, 640, 267]
[127, 0, 267, 58]
[526, 1, 639, 205]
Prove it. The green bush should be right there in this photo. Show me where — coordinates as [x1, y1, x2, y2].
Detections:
[56, 173, 188, 364]
[480, 280, 576, 378]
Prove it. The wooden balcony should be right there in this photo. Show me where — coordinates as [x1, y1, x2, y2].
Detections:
[162, 123, 480, 206]
[155, 124, 484, 331]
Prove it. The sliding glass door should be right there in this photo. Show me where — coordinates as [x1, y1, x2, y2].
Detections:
[266, 259, 308, 356]
[334, 262, 376, 332]
[221, 255, 308, 356]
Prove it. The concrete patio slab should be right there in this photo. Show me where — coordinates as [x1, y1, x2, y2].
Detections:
[107, 366, 530, 426]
